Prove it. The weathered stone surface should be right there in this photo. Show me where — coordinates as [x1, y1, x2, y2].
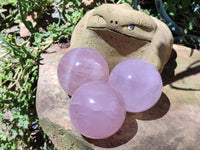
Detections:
[70, 3, 173, 73]
[82, 0, 103, 8]
[36, 44, 200, 150]
[0, 8, 7, 13]
[82, 0, 95, 6]
[5, 26, 19, 34]
[19, 14, 36, 37]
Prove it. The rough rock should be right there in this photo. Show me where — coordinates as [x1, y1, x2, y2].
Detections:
[82, 0, 95, 6]
[70, 3, 173, 73]
[36, 44, 200, 150]
[82, 0, 103, 8]
[0, 9, 7, 13]
[19, 14, 36, 37]
[5, 26, 19, 34]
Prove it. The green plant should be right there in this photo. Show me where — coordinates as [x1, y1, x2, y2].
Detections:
[163, 0, 200, 36]
[0, 3, 18, 30]
[159, 0, 200, 48]
[0, 33, 39, 149]
[0, 32, 58, 149]
[0, 0, 93, 149]
[134, 0, 199, 48]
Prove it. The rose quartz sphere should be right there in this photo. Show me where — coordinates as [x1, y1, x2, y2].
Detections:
[108, 59, 162, 113]
[69, 81, 126, 139]
[57, 47, 109, 96]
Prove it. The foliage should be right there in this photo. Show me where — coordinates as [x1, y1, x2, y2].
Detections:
[162, 0, 200, 48]
[163, 0, 200, 36]
[0, 33, 41, 149]
[0, 5, 18, 30]
[0, 0, 17, 7]
[137, 0, 199, 48]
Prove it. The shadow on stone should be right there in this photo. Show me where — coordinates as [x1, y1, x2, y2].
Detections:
[161, 48, 177, 86]
[162, 49, 200, 90]
[83, 112, 138, 148]
[132, 93, 170, 120]
[169, 60, 200, 91]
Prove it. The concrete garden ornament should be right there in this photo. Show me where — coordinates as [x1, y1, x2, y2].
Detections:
[70, 3, 173, 73]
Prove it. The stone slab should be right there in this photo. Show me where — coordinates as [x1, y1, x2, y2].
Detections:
[36, 44, 200, 150]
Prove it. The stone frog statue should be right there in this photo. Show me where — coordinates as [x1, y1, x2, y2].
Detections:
[70, 3, 173, 73]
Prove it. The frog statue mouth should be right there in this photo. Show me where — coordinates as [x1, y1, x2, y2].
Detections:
[87, 26, 151, 56]
[87, 26, 151, 42]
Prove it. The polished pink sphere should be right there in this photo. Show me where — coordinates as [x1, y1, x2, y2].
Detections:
[69, 81, 126, 139]
[108, 59, 162, 112]
[57, 47, 109, 96]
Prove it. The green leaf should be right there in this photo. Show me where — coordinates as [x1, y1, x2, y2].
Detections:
[10, 129, 18, 139]
[142, 9, 150, 15]
[184, 29, 188, 34]
[1, 132, 8, 141]
[18, 129, 24, 136]
[169, 12, 175, 17]
[68, 1, 73, 6]
[0, 132, 5, 138]
[189, 18, 195, 30]
[189, 22, 193, 30]
[23, 120, 29, 129]
[77, 0, 82, 7]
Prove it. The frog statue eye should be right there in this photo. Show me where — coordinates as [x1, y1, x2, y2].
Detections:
[128, 25, 135, 30]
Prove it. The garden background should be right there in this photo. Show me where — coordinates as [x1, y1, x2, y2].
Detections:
[0, 0, 199, 149]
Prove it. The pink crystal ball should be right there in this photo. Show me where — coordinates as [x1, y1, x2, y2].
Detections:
[108, 59, 163, 113]
[57, 47, 109, 96]
[69, 81, 126, 139]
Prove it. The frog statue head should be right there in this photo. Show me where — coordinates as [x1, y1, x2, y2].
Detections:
[70, 3, 173, 73]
